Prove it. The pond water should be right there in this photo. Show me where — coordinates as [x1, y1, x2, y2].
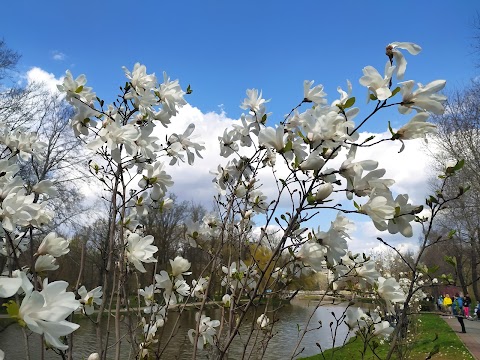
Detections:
[0, 299, 354, 359]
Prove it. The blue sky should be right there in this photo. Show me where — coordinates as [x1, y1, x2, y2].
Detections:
[3, 0, 479, 129]
[2, 0, 480, 253]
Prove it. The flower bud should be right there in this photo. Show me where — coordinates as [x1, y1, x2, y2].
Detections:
[315, 183, 333, 202]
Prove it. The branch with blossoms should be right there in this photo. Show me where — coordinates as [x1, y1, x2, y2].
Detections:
[0, 41, 455, 360]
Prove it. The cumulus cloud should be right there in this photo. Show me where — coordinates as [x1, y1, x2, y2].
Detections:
[26, 67, 62, 94]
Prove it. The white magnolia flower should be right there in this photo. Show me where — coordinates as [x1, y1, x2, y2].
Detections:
[138, 161, 174, 201]
[158, 72, 187, 116]
[32, 180, 57, 198]
[87, 354, 100, 360]
[36, 232, 70, 257]
[126, 234, 158, 273]
[18, 280, 80, 350]
[35, 254, 59, 272]
[240, 89, 269, 113]
[345, 307, 367, 329]
[170, 256, 192, 278]
[396, 112, 437, 140]
[192, 277, 209, 299]
[299, 149, 325, 171]
[139, 285, 157, 307]
[398, 80, 446, 115]
[167, 123, 205, 165]
[188, 314, 220, 350]
[57, 70, 96, 104]
[361, 194, 395, 224]
[377, 277, 406, 304]
[359, 64, 395, 101]
[258, 125, 286, 152]
[123, 63, 157, 92]
[387, 194, 417, 237]
[297, 242, 325, 272]
[386, 42, 422, 80]
[0, 276, 22, 298]
[303, 80, 327, 105]
[78, 286, 103, 315]
[256, 314, 270, 328]
[371, 312, 394, 337]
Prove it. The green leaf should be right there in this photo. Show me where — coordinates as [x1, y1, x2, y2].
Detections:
[453, 159, 464, 171]
[390, 86, 401, 97]
[447, 229, 456, 239]
[369, 93, 378, 101]
[388, 121, 395, 136]
[444, 255, 457, 267]
[186, 84, 192, 94]
[261, 114, 267, 124]
[343, 97, 355, 109]
[283, 140, 293, 153]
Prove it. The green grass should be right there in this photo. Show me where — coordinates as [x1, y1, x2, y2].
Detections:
[300, 314, 474, 360]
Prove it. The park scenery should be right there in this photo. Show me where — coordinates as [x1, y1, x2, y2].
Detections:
[0, 2, 480, 359]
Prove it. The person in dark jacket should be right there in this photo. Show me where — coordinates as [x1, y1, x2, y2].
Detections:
[453, 293, 466, 333]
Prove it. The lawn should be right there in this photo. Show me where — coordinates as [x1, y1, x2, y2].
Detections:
[300, 314, 474, 360]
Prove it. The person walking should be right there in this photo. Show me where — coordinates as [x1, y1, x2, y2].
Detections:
[463, 293, 471, 318]
[452, 293, 466, 333]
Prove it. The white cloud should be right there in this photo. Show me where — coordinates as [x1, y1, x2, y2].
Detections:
[52, 50, 66, 61]
[26, 67, 62, 94]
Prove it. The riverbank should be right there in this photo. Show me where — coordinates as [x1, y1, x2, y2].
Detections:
[300, 313, 474, 360]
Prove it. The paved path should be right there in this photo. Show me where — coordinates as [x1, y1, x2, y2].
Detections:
[443, 315, 480, 360]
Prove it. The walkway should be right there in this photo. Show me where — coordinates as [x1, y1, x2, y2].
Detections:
[443, 315, 480, 360]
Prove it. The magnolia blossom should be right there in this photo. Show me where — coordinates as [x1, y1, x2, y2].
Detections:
[35, 254, 59, 272]
[138, 161, 174, 201]
[170, 256, 191, 278]
[304, 80, 327, 104]
[139, 285, 157, 307]
[345, 307, 367, 329]
[359, 64, 395, 101]
[240, 89, 269, 113]
[361, 193, 395, 224]
[398, 80, 446, 115]
[57, 70, 96, 104]
[87, 354, 100, 360]
[256, 314, 270, 328]
[387, 194, 417, 237]
[123, 63, 157, 93]
[0, 276, 22, 298]
[188, 314, 220, 350]
[158, 71, 187, 116]
[17, 280, 80, 350]
[396, 112, 437, 140]
[297, 242, 325, 271]
[386, 42, 422, 80]
[258, 125, 286, 152]
[377, 277, 406, 304]
[126, 233, 158, 273]
[167, 123, 205, 165]
[36, 232, 70, 258]
[78, 286, 103, 315]
[192, 277, 209, 299]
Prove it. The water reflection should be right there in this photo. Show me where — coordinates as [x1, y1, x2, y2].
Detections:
[0, 300, 353, 359]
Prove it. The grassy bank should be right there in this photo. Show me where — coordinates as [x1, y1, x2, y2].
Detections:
[300, 314, 474, 360]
